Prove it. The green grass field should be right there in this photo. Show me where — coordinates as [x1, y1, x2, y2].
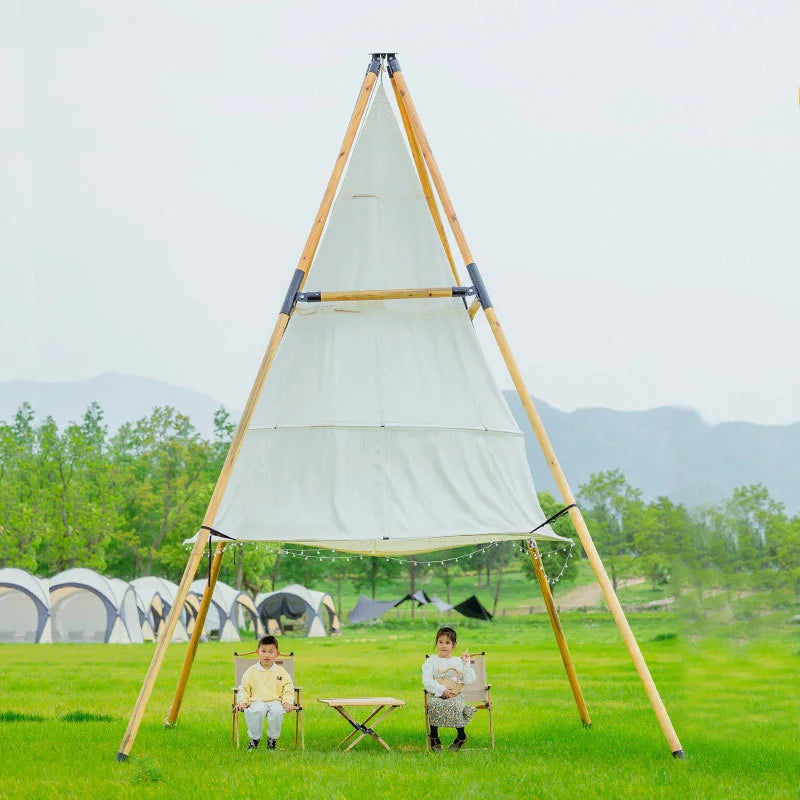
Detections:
[1, 613, 798, 800]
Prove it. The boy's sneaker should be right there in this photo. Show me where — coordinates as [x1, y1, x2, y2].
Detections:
[448, 735, 467, 751]
[429, 737, 442, 752]
[267, 738, 277, 750]
[246, 738, 260, 751]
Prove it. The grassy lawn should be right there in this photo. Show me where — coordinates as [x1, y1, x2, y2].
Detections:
[1, 613, 798, 800]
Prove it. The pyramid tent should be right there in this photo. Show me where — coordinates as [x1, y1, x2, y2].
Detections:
[119, 56, 683, 761]
[0, 568, 51, 643]
[209, 83, 564, 556]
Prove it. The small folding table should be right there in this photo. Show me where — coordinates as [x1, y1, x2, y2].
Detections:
[317, 697, 405, 751]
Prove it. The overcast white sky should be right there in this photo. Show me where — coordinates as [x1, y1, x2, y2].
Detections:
[2, 1, 798, 424]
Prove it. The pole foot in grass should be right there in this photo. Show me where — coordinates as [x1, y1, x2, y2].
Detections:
[164, 719, 175, 729]
[672, 749, 686, 759]
[115, 752, 128, 762]
[582, 721, 592, 728]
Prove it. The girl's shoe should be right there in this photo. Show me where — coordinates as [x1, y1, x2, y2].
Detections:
[247, 738, 260, 751]
[429, 736, 442, 752]
[448, 735, 467, 751]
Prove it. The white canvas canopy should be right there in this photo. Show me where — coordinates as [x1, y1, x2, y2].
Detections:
[0, 568, 51, 643]
[207, 84, 565, 556]
[50, 569, 143, 644]
[255, 583, 340, 638]
[189, 579, 262, 642]
[130, 577, 191, 642]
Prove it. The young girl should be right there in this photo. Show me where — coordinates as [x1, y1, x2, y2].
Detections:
[421, 626, 476, 751]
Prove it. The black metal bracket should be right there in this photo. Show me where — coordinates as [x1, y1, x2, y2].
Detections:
[452, 286, 477, 298]
[347, 719, 376, 737]
[367, 54, 381, 75]
[369, 52, 401, 75]
[466, 263, 493, 309]
[280, 269, 306, 315]
[296, 291, 321, 303]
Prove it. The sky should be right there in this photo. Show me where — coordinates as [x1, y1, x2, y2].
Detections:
[3, 1, 799, 425]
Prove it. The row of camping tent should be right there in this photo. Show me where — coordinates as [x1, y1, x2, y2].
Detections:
[347, 590, 493, 623]
[0, 568, 340, 644]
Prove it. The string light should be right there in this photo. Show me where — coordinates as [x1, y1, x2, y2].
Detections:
[190, 537, 575, 579]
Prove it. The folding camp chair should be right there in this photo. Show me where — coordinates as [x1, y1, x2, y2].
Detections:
[424, 651, 494, 750]
[231, 651, 304, 750]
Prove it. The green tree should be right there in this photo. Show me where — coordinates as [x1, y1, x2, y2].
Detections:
[577, 470, 643, 591]
[35, 404, 122, 573]
[110, 407, 214, 578]
[0, 405, 48, 571]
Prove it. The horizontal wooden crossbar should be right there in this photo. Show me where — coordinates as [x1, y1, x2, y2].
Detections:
[296, 286, 476, 303]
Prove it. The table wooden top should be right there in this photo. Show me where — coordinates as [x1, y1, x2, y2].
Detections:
[317, 697, 405, 707]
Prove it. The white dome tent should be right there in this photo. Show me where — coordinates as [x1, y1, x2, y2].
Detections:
[50, 569, 143, 644]
[188, 579, 262, 642]
[0, 568, 51, 643]
[130, 577, 191, 643]
[255, 584, 341, 638]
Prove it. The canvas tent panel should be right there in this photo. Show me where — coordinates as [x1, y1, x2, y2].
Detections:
[0, 588, 41, 642]
[51, 588, 110, 642]
[215, 426, 561, 553]
[209, 84, 562, 554]
[108, 616, 132, 645]
[347, 595, 402, 624]
[307, 615, 326, 638]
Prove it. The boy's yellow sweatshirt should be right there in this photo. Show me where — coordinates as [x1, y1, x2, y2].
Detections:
[240, 663, 294, 706]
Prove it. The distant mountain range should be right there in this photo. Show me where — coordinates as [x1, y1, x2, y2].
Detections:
[2, 374, 797, 513]
[504, 394, 800, 514]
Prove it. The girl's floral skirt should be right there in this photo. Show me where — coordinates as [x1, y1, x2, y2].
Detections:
[427, 693, 477, 728]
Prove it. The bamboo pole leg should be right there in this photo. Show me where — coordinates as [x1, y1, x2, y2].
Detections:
[488, 306, 684, 757]
[392, 55, 683, 758]
[389, 66, 475, 265]
[165, 542, 227, 726]
[158, 311, 289, 732]
[296, 65, 379, 290]
[116, 531, 210, 761]
[390, 75, 459, 284]
[528, 542, 591, 726]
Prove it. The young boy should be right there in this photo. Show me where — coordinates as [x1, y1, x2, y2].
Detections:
[237, 635, 295, 750]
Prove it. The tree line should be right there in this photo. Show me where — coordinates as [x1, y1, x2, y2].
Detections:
[1, 403, 798, 611]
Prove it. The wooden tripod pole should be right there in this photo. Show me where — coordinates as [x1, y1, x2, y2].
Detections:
[164, 541, 226, 726]
[528, 541, 591, 726]
[390, 75, 459, 284]
[117, 60, 380, 761]
[391, 58, 684, 757]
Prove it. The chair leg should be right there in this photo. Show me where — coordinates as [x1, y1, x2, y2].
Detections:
[424, 692, 431, 751]
[488, 705, 495, 750]
[300, 708, 305, 752]
[294, 710, 299, 750]
[232, 708, 239, 749]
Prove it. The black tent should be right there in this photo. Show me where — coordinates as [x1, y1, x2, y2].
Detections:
[452, 594, 493, 621]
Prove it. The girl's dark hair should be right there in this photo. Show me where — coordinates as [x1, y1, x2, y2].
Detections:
[258, 634, 279, 649]
[435, 626, 457, 646]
